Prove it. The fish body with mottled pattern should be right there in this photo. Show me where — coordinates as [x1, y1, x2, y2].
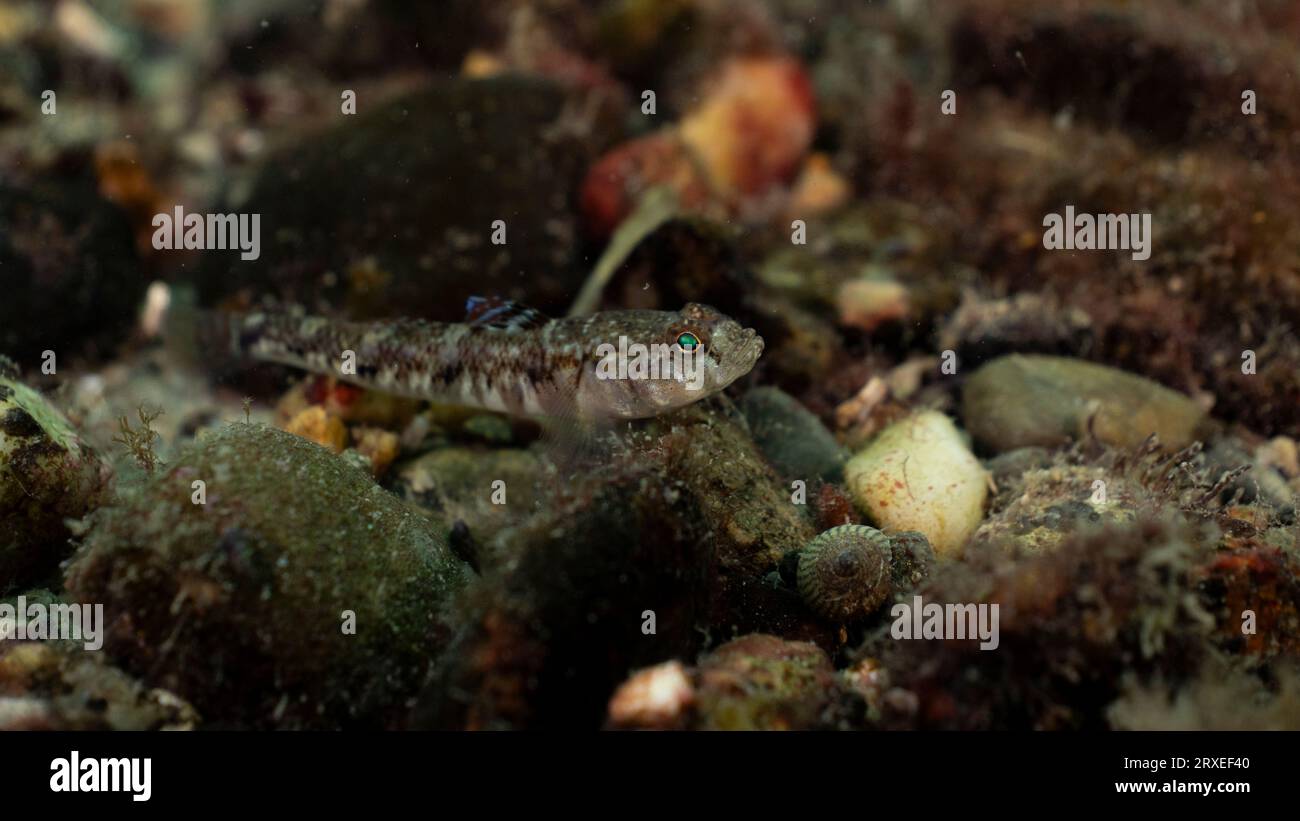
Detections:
[228, 303, 763, 422]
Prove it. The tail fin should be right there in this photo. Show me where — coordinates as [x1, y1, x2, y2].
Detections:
[161, 285, 213, 369]
[163, 287, 285, 382]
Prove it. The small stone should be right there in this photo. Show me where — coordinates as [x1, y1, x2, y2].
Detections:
[969, 465, 1137, 556]
[605, 636, 860, 731]
[963, 355, 1208, 454]
[606, 661, 695, 730]
[844, 410, 988, 557]
[836, 278, 910, 332]
[786, 152, 850, 218]
[351, 426, 400, 476]
[283, 406, 347, 453]
[1258, 436, 1299, 479]
[740, 387, 847, 483]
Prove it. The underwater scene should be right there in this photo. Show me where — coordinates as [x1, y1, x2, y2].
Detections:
[2, 0, 1300, 744]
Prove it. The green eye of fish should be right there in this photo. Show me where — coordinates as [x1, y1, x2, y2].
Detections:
[676, 332, 701, 351]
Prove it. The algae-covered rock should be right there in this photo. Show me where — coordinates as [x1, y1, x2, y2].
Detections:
[420, 459, 715, 730]
[633, 401, 822, 638]
[973, 431, 1289, 556]
[887, 531, 937, 600]
[844, 411, 988, 558]
[607, 634, 861, 731]
[0, 641, 198, 731]
[420, 401, 831, 729]
[970, 464, 1140, 555]
[65, 423, 470, 728]
[963, 355, 1209, 454]
[692, 635, 859, 730]
[740, 387, 847, 483]
[0, 371, 110, 593]
[393, 446, 544, 552]
[860, 519, 1223, 730]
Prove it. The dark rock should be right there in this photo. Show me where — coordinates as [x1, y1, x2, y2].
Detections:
[0, 179, 145, 363]
[418, 400, 831, 728]
[198, 76, 619, 321]
[418, 459, 715, 730]
[740, 386, 846, 483]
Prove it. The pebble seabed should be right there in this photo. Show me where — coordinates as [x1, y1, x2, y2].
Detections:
[1, 0, 1299, 732]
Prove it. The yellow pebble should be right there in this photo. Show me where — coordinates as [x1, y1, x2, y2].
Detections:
[284, 406, 347, 453]
[352, 426, 400, 476]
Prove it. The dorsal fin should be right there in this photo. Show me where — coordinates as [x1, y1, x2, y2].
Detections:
[464, 296, 549, 331]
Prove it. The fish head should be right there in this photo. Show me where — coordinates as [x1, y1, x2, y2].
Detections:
[671, 301, 765, 395]
[578, 303, 764, 418]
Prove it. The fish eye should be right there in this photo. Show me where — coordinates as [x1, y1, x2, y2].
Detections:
[676, 331, 702, 351]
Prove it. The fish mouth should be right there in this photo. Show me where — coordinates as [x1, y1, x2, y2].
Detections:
[726, 327, 763, 376]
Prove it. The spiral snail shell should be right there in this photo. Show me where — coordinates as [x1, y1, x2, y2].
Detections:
[796, 524, 893, 622]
